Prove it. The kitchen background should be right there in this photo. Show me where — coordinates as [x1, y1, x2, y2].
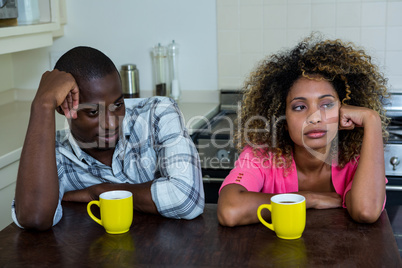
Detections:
[1, 0, 402, 231]
[4, 0, 402, 99]
[217, 0, 402, 91]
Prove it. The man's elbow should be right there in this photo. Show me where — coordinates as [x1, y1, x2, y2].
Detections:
[180, 207, 203, 220]
[181, 199, 205, 220]
[164, 197, 204, 220]
[17, 213, 53, 231]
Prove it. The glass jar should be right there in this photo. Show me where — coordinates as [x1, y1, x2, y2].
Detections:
[152, 43, 168, 96]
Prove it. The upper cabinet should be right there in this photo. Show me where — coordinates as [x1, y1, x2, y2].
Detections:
[0, 0, 66, 55]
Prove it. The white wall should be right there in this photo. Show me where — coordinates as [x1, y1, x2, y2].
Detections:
[217, 0, 402, 92]
[14, 0, 218, 94]
[13, 0, 402, 96]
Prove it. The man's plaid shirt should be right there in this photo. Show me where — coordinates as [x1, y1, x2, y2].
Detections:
[12, 97, 204, 227]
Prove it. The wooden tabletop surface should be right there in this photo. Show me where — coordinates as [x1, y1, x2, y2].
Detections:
[0, 202, 400, 267]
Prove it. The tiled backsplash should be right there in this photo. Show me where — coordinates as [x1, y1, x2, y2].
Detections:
[217, 0, 402, 92]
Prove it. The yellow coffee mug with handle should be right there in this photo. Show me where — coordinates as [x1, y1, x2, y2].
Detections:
[87, 190, 133, 234]
[257, 193, 306, 240]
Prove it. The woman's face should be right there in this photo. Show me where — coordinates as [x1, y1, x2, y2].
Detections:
[285, 76, 340, 154]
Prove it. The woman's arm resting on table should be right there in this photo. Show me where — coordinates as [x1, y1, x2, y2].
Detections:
[217, 184, 273, 227]
[340, 105, 386, 223]
[218, 184, 342, 227]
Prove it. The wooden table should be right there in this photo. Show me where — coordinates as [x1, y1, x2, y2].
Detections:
[0, 202, 400, 267]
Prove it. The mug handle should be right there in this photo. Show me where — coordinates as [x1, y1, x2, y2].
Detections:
[257, 204, 274, 231]
[87, 200, 102, 226]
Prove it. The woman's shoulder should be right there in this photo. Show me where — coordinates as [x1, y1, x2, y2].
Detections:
[332, 155, 360, 183]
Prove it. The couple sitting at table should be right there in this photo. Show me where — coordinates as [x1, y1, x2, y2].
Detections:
[12, 33, 388, 231]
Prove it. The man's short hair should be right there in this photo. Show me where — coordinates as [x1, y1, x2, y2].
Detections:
[54, 46, 119, 84]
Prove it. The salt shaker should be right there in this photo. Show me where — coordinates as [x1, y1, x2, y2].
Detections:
[168, 40, 181, 101]
[120, 64, 140, 98]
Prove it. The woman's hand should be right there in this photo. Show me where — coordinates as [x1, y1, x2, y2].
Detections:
[300, 191, 342, 209]
[339, 105, 380, 130]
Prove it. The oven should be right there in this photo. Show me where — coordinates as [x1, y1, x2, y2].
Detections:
[192, 90, 402, 207]
[384, 93, 402, 209]
[191, 90, 241, 203]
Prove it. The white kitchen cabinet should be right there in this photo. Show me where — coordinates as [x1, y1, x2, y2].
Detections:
[0, 161, 18, 230]
[0, 0, 66, 230]
[0, 100, 66, 231]
[0, 0, 65, 55]
[0, 100, 31, 230]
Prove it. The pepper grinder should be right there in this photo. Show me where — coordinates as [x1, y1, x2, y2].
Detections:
[168, 40, 181, 101]
[153, 43, 168, 96]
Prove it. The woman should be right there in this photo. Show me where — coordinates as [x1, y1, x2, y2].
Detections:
[217, 34, 389, 227]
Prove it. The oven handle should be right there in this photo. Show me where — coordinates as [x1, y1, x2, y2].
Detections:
[203, 177, 224, 183]
[386, 185, 402, 191]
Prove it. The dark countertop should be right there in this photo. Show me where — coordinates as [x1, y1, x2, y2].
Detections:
[0, 203, 401, 267]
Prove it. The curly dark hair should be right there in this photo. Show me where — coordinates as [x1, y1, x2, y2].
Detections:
[235, 34, 389, 172]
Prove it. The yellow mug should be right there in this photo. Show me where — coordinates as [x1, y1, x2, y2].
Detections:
[87, 190, 133, 234]
[257, 193, 306, 240]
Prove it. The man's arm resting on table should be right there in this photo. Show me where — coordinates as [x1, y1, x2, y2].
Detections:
[62, 181, 158, 215]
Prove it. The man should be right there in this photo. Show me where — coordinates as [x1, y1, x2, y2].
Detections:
[12, 46, 204, 231]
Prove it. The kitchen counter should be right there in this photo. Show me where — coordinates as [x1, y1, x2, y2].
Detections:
[0, 101, 66, 170]
[178, 102, 220, 135]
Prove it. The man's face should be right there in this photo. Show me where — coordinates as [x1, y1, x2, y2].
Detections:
[70, 71, 126, 151]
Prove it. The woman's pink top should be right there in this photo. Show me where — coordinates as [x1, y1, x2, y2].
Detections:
[219, 147, 387, 208]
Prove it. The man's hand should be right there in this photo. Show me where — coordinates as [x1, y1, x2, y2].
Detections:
[35, 69, 79, 119]
[62, 183, 112, 202]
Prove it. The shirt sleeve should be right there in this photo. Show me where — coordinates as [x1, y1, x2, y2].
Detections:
[219, 147, 298, 194]
[342, 178, 387, 210]
[333, 158, 387, 210]
[219, 147, 266, 193]
[149, 98, 204, 220]
[11, 152, 65, 229]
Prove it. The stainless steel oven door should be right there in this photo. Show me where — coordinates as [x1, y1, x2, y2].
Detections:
[384, 144, 402, 207]
[386, 177, 402, 208]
